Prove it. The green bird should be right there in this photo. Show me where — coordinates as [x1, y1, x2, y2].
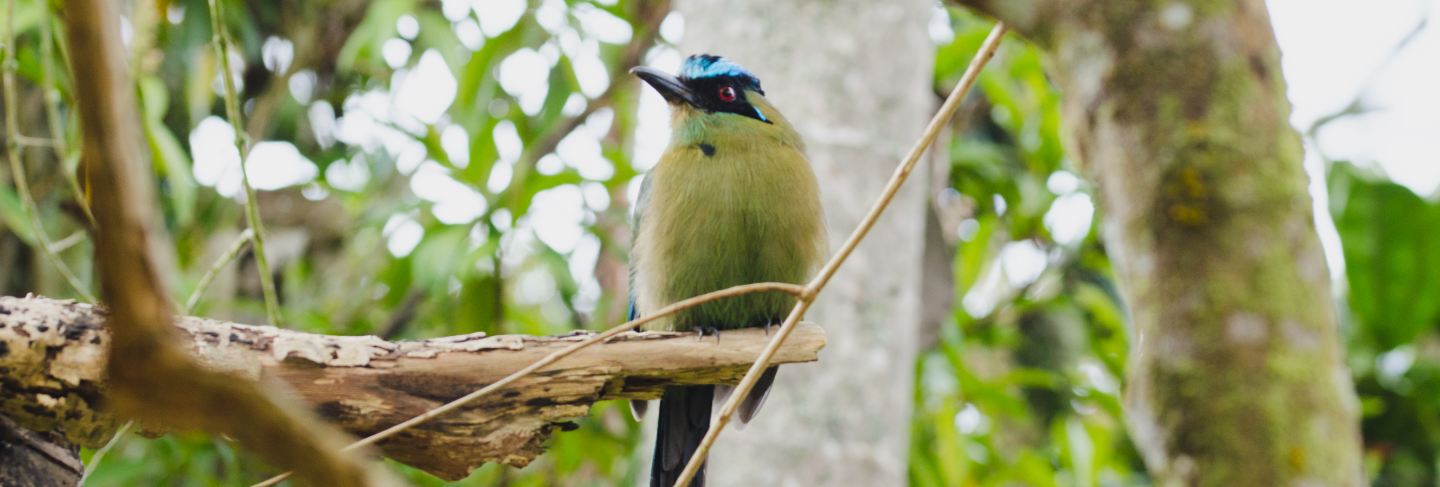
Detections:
[629, 55, 827, 487]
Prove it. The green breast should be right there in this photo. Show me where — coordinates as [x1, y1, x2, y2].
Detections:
[633, 140, 826, 332]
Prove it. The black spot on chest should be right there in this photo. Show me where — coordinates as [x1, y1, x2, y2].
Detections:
[697, 143, 716, 157]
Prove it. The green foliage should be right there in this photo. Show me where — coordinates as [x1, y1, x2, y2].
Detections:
[7, 0, 653, 483]
[0, 184, 36, 245]
[1329, 162, 1440, 486]
[908, 9, 1146, 487]
[1329, 163, 1440, 349]
[81, 434, 264, 486]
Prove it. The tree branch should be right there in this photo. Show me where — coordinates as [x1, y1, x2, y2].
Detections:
[0, 295, 826, 481]
[252, 281, 808, 486]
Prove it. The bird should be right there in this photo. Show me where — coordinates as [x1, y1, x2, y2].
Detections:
[628, 54, 827, 487]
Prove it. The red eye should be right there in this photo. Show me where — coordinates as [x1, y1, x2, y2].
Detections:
[717, 85, 737, 102]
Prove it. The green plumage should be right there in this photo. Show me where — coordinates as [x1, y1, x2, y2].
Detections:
[631, 94, 827, 332]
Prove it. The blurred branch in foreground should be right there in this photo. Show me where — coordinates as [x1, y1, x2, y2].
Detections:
[59, 0, 387, 484]
[0, 295, 826, 481]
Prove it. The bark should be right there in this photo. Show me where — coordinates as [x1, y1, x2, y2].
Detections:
[676, 1, 934, 485]
[0, 415, 81, 487]
[0, 295, 826, 481]
[954, 1, 1364, 485]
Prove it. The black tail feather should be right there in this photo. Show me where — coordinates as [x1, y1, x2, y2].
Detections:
[738, 366, 778, 425]
[714, 365, 780, 429]
[651, 385, 712, 487]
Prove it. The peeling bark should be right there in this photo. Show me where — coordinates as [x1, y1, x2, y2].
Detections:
[953, 1, 1364, 485]
[0, 295, 826, 480]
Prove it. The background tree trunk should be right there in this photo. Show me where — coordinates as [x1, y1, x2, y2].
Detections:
[955, 1, 1365, 485]
[676, 1, 935, 485]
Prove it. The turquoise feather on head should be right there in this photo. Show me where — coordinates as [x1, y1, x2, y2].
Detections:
[678, 54, 763, 94]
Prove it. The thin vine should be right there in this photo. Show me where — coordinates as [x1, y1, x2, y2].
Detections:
[185, 228, 255, 313]
[206, 0, 284, 326]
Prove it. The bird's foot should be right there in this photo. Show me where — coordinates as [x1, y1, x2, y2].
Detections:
[762, 322, 779, 336]
[695, 326, 721, 344]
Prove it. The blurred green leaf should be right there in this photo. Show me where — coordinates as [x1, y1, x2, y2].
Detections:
[139, 76, 198, 226]
[412, 224, 471, 291]
[0, 188, 38, 248]
[1329, 162, 1440, 349]
[337, 0, 419, 73]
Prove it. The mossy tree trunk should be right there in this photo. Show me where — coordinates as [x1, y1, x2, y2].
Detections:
[955, 1, 1364, 485]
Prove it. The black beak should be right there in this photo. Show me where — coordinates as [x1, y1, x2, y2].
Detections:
[631, 66, 699, 107]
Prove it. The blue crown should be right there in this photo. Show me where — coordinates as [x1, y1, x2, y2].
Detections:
[679, 54, 763, 93]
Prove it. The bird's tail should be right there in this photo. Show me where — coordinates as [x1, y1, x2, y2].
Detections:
[651, 385, 712, 487]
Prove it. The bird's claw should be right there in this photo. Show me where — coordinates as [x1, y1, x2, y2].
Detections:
[695, 326, 721, 344]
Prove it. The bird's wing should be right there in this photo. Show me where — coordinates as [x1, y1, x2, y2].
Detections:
[627, 173, 654, 422]
[627, 172, 653, 322]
